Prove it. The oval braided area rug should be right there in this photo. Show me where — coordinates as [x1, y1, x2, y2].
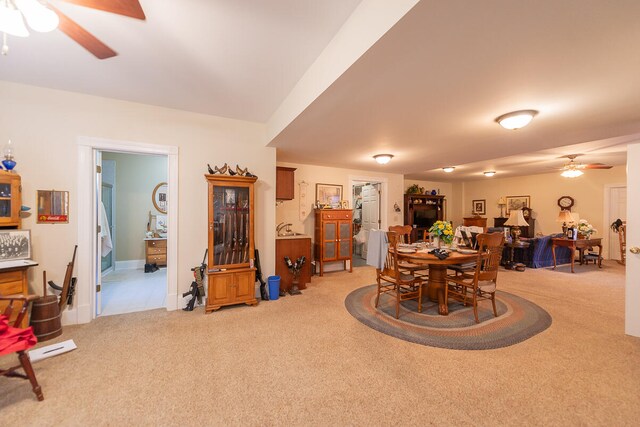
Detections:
[344, 285, 552, 350]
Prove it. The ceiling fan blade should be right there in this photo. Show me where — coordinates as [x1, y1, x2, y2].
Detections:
[584, 164, 613, 169]
[52, 6, 117, 59]
[57, 0, 146, 20]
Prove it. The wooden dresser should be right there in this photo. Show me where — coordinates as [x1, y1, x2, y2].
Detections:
[144, 238, 167, 266]
[314, 209, 352, 276]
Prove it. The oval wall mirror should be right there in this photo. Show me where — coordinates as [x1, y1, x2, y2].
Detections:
[152, 182, 168, 214]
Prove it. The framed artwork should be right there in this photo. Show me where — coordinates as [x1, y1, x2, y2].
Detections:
[316, 183, 343, 208]
[0, 229, 31, 261]
[340, 200, 349, 209]
[152, 182, 168, 214]
[505, 195, 531, 215]
[472, 199, 486, 215]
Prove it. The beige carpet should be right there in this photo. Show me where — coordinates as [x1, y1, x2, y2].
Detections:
[1, 261, 639, 426]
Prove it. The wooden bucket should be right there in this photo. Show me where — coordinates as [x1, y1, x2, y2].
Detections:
[30, 295, 62, 342]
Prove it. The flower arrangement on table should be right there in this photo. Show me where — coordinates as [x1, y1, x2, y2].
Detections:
[428, 220, 454, 245]
[577, 220, 597, 238]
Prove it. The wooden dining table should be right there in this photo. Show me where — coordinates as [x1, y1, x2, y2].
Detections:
[396, 249, 478, 315]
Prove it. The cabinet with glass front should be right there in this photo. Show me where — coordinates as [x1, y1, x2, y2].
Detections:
[0, 171, 21, 228]
[206, 174, 258, 312]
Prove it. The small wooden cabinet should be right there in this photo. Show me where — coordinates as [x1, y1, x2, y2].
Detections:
[276, 237, 311, 292]
[0, 262, 37, 328]
[0, 171, 21, 228]
[314, 209, 352, 276]
[404, 194, 445, 242]
[276, 166, 296, 200]
[463, 217, 487, 230]
[205, 174, 258, 312]
[144, 238, 167, 266]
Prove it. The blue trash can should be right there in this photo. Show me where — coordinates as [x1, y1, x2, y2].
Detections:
[267, 275, 280, 300]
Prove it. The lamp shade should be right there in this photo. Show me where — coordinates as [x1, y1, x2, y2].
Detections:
[557, 210, 573, 223]
[498, 197, 506, 205]
[504, 209, 528, 226]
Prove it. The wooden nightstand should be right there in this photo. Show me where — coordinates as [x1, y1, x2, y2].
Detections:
[144, 238, 166, 266]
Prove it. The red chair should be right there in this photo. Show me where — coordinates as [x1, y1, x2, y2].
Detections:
[0, 294, 44, 401]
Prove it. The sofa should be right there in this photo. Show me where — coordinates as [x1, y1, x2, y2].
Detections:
[520, 233, 572, 268]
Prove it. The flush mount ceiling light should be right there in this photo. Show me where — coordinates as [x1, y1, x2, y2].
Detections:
[483, 171, 496, 177]
[442, 166, 455, 173]
[373, 154, 393, 165]
[495, 110, 538, 130]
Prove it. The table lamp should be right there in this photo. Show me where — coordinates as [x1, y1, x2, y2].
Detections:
[504, 209, 528, 242]
[557, 210, 574, 235]
[498, 197, 506, 218]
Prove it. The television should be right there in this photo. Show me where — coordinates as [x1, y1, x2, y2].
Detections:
[413, 208, 437, 228]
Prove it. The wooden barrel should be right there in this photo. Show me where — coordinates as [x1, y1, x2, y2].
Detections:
[30, 295, 62, 342]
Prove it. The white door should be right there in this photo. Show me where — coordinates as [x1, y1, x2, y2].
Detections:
[608, 186, 627, 260]
[361, 183, 380, 257]
[626, 143, 640, 337]
[95, 151, 103, 316]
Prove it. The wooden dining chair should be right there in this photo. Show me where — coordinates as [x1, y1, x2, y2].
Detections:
[388, 225, 429, 279]
[375, 232, 424, 319]
[445, 233, 505, 323]
[0, 294, 44, 401]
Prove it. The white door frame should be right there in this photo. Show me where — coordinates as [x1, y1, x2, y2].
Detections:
[626, 144, 639, 337]
[74, 137, 179, 325]
[349, 175, 389, 230]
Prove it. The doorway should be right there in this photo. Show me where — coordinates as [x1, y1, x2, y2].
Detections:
[607, 184, 627, 261]
[76, 137, 179, 325]
[98, 151, 168, 316]
[351, 180, 383, 267]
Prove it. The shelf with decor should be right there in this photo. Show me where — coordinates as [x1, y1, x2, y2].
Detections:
[403, 194, 445, 242]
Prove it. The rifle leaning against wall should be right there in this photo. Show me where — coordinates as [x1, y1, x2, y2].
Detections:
[183, 249, 207, 311]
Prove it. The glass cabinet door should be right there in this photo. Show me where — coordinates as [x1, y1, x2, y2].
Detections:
[0, 182, 11, 218]
[212, 185, 251, 267]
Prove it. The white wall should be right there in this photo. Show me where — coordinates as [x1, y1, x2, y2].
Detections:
[275, 162, 405, 239]
[0, 81, 276, 311]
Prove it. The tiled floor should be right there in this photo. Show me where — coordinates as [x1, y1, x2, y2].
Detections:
[100, 267, 166, 316]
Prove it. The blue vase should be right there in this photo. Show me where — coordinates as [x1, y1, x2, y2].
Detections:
[2, 159, 16, 170]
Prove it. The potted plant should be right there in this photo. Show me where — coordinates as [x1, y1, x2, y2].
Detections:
[406, 184, 424, 195]
[576, 219, 597, 239]
[428, 220, 454, 247]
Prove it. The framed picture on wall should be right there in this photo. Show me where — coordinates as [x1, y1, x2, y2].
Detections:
[0, 229, 31, 261]
[472, 199, 486, 215]
[316, 183, 343, 208]
[505, 195, 531, 215]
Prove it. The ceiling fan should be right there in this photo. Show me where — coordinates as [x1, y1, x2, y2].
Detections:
[0, 0, 145, 59]
[558, 154, 613, 178]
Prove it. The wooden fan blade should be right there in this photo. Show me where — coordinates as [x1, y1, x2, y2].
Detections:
[58, 0, 146, 20]
[584, 164, 613, 169]
[51, 6, 117, 59]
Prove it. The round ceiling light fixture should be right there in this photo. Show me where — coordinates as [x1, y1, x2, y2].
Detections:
[495, 110, 538, 130]
[373, 154, 393, 165]
[483, 171, 496, 177]
[442, 166, 455, 173]
[561, 169, 584, 178]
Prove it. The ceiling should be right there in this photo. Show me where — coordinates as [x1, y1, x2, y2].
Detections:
[0, 0, 361, 122]
[270, 0, 640, 179]
[1, 0, 639, 180]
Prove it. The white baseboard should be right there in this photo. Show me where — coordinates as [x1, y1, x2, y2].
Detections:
[115, 259, 145, 270]
[61, 303, 92, 325]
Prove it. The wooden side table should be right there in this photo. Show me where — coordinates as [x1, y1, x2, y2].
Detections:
[551, 237, 602, 273]
[505, 241, 529, 271]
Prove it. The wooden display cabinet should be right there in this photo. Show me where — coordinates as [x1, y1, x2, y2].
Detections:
[276, 166, 296, 200]
[205, 174, 258, 312]
[404, 194, 445, 242]
[314, 209, 352, 276]
[0, 171, 21, 228]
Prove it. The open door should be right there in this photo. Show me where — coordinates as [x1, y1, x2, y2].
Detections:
[361, 183, 381, 257]
[95, 151, 103, 316]
[626, 143, 640, 337]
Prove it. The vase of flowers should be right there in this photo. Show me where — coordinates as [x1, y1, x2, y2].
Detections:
[577, 219, 597, 239]
[428, 220, 454, 247]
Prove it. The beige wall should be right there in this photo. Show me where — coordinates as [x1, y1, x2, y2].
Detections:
[461, 166, 627, 257]
[275, 162, 405, 239]
[102, 152, 167, 262]
[0, 81, 275, 304]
